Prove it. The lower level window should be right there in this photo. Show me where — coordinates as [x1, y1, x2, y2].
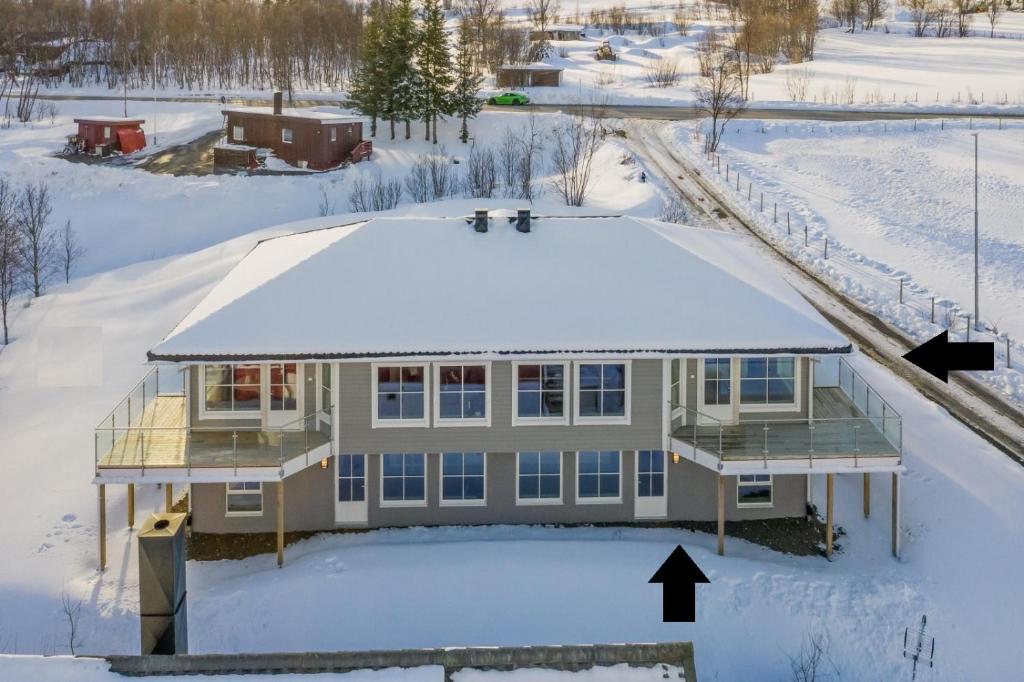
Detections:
[441, 452, 486, 504]
[226, 482, 262, 515]
[737, 474, 773, 506]
[381, 453, 425, 504]
[577, 450, 621, 501]
[636, 450, 665, 498]
[517, 451, 562, 503]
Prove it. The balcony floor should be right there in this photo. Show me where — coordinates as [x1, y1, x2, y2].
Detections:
[671, 387, 899, 462]
[97, 395, 330, 470]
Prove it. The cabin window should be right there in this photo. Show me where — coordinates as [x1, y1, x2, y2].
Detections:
[517, 452, 562, 504]
[330, 127, 337, 142]
[380, 453, 426, 505]
[103, 126, 111, 139]
[740, 357, 796, 405]
[225, 482, 262, 515]
[203, 364, 260, 413]
[574, 362, 629, 423]
[514, 362, 568, 423]
[372, 364, 427, 427]
[703, 358, 732, 405]
[576, 451, 621, 502]
[269, 363, 298, 411]
[281, 127, 293, 143]
[737, 474, 773, 507]
[232, 125, 244, 142]
[441, 452, 486, 505]
[435, 363, 489, 424]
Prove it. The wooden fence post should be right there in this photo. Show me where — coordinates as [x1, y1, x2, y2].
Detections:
[787, 212, 791, 235]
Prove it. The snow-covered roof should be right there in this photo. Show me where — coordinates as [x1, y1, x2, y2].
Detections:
[148, 215, 851, 361]
[499, 63, 563, 71]
[73, 116, 145, 124]
[545, 24, 585, 32]
[222, 106, 362, 123]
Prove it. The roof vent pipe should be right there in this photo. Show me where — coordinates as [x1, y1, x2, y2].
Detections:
[515, 208, 531, 233]
[273, 91, 283, 116]
[474, 209, 489, 233]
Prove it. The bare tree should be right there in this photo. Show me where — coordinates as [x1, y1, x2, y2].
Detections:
[60, 587, 82, 656]
[692, 53, 746, 153]
[908, 0, 935, 37]
[861, 0, 887, 30]
[0, 178, 20, 345]
[16, 182, 56, 297]
[788, 630, 840, 682]
[59, 219, 84, 285]
[673, 3, 692, 35]
[405, 150, 460, 202]
[527, 0, 561, 32]
[317, 184, 336, 217]
[840, 76, 858, 104]
[464, 144, 498, 198]
[643, 58, 682, 88]
[549, 113, 601, 206]
[987, 0, 1003, 37]
[953, 0, 974, 37]
[785, 66, 814, 101]
[349, 173, 403, 212]
[498, 128, 520, 198]
[517, 115, 542, 202]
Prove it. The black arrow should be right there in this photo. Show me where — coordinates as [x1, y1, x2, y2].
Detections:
[649, 545, 710, 622]
[903, 330, 994, 383]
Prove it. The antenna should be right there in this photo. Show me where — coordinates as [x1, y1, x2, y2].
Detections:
[903, 615, 936, 680]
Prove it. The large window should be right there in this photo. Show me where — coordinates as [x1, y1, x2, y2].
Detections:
[380, 453, 426, 505]
[575, 362, 629, 423]
[441, 452, 486, 505]
[517, 452, 562, 504]
[577, 450, 621, 502]
[740, 357, 796, 405]
[514, 363, 567, 423]
[703, 358, 731, 405]
[269, 363, 298, 411]
[373, 364, 427, 427]
[204, 364, 260, 414]
[636, 450, 665, 498]
[225, 482, 262, 515]
[436, 364, 489, 424]
[737, 474, 773, 507]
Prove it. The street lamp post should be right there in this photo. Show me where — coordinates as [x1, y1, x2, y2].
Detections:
[972, 132, 980, 331]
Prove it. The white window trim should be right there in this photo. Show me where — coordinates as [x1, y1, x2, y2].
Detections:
[281, 127, 293, 144]
[575, 450, 623, 505]
[330, 127, 338, 142]
[439, 452, 488, 507]
[370, 362, 430, 428]
[232, 125, 244, 142]
[572, 361, 631, 426]
[378, 453, 428, 508]
[737, 474, 774, 508]
[433, 362, 492, 427]
[515, 451, 563, 506]
[634, 449, 667, 499]
[225, 482, 263, 517]
[511, 361, 571, 426]
[198, 363, 262, 421]
[737, 357, 802, 414]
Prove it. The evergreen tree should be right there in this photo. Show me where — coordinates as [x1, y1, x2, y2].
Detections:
[381, 0, 420, 140]
[451, 19, 484, 144]
[349, 1, 387, 138]
[416, 0, 454, 144]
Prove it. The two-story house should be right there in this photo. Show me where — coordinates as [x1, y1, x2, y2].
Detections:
[92, 212, 904, 569]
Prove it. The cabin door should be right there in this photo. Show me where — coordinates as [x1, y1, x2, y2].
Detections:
[634, 450, 667, 519]
[697, 358, 735, 425]
[335, 454, 368, 525]
[266, 362, 304, 429]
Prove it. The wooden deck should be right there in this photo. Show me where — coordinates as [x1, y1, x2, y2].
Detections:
[96, 395, 330, 470]
[672, 387, 900, 462]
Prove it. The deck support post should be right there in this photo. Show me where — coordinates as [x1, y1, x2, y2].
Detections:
[863, 473, 870, 518]
[98, 484, 107, 571]
[127, 483, 135, 529]
[891, 472, 901, 559]
[716, 475, 725, 556]
[276, 480, 285, 568]
[165, 482, 173, 513]
[825, 474, 835, 560]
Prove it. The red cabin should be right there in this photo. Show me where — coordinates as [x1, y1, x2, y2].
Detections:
[73, 117, 146, 155]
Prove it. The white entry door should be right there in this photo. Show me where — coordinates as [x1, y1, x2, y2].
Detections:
[697, 357, 734, 425]
[634, 450, 667, 519]
[335, 454, 368, 525]
[267, 362, 303, 429]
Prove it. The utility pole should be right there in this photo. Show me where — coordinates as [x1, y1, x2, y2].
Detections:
[972, 132, 980, 331]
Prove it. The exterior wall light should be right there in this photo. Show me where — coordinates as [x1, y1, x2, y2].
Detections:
[320, 458, 329, 470]
[671, 452, 681, 465]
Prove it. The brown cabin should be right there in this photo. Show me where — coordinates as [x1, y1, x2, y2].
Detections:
[216, 92, 368, 171]
[72, 117, 146, 154]
[529, 24, 585, 41]
[496, 65, 563, 88]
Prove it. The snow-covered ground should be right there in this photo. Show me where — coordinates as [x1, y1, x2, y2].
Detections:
[659, 117, 1024, 409]
[1, 98, 1023, 681]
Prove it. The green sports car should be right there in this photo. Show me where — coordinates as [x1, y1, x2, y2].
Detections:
[487, 92, 531, 106]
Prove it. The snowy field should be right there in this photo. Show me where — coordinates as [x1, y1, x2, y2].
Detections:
[1, 99, 1023, 680]
[659, 117, 1024, 408]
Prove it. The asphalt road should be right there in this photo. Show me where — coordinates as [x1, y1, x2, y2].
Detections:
[37, 93, 1024, 121]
